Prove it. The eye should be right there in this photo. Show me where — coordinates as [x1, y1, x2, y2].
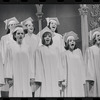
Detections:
[21, 33, 24, 35]
[17, 33, 20, 35]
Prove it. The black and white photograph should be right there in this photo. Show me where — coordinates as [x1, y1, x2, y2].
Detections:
[0, 4, 99, 97]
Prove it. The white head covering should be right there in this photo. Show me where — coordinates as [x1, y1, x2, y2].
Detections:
[21, 17, 33, 26]
[89, 27, 100, 40]
[63, 31, 79, 42]
[39, 26, 55, 38]
[46, 17, 60, 26]
[4, 17, 19, 30]
[12, 24, 26, 33]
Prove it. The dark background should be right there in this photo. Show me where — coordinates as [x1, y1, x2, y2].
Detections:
[0, 4, 82, 49]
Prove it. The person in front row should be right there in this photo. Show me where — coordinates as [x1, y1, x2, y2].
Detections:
[34, 29, 64, 97]
[85, 28, 100, 97]
[61, 31, 86, 97]
[5, 24, 34, 97]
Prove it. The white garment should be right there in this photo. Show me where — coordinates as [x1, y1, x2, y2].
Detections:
[85, 45, 100, 97]
[1, 33, 13, 92]
[23, 33, 40, 92]
[0, 42, 5, 97]
[5, 40, 33, 97]
[34, 45, 64, 97]
[62, 48, 86, 97]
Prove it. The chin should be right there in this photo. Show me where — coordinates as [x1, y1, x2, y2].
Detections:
[70, 46, 74, 50]
[51, 29, 55, 32]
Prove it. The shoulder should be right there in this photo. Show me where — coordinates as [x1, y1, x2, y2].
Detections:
[86, 45, 96, 52]
[55, 33, 62, 38]
[1, 34, 8, 40]
[76, 48, 82, 52]
[36, 45, 44, 53]
[74, 48, 83, 56]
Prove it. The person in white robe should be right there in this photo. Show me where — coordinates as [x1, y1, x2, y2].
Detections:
[21, 17, 40, 96]
[85, 28, 100, 97]
[0, 17, 19, 97]
[61, 31, 86, 97]
[37, 17, 65, 53]
[5, 25, 34, 97]
[34, 29, 64, 97]
[0, 41, 5, 97]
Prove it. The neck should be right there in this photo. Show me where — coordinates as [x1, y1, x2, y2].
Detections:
[45, 44, 50, 47]
[17, 40, 22, 45]
[28, 32, 32, 36]
[69, 48, 74, 52]
[10, 30, 13, 34]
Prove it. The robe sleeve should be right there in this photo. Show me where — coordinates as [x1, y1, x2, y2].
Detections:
[28, 46, 35, 79]
[78, 49, 86, 84]
[0, 42, 5, 84]
[56, 50, 66, 83]
[4, 45, 13, 79]
[84, 48, 95, 81]
[1, 37, 6, 64]
[61, 52, 68, 83]
[34, 48, 44, 82]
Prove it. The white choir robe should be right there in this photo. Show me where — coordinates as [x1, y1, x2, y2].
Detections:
[38, 27, 65, 53]
[85, 45, 100, 97]
[1, 33, 13, 92]
[34, 45, 64, 97]
[0, 42, 5, 97]
[23, 33, 39, 92]
[61, 48, 86, 97]
[5, 40, 34, 97]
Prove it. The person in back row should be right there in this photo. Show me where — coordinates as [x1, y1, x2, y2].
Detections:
[21, 17, 40, 97]
[1, 17, 19, 97]
[38, 17, 65, 53]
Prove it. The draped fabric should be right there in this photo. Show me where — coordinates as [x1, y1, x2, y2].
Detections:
[1, 33, 13, 92]
[23, 34, 40, 92]
[5, 41, 33, 97]
[62, 49, 86, 97]
[0, 41, 5, 97]
[34, 45, 64, 97]
[85, 45, 100, 97]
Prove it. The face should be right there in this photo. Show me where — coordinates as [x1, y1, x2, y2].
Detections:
[25, 21, 34, 33]
[95, 32, 100, 44]
[15, 28, 25, 44]
[43, 32, 52, 46]
[67, 37, 76, 50]
[8, 21, 17, 31]
[49, 20, 57, 32]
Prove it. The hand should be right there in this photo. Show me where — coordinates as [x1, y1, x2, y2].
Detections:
[86, 80, 94, 91]
[58, 81, 62, 87]
[7, 79, 13, 88]
[62, 80, 67, 87]
[89, 81, 94, 86]
[30, 78, 35, 86]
